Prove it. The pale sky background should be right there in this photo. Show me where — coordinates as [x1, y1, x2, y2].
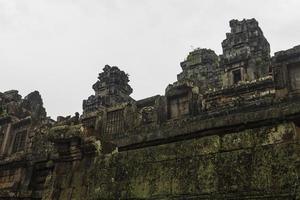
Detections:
[0, 0, 299, 119]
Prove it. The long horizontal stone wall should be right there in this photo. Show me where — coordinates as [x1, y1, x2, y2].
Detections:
[42, 121, 300, 199]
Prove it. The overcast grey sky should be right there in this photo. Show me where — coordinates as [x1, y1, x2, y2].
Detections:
[0, 0, 299, 118]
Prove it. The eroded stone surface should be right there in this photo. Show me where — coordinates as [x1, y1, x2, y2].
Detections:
[1, 18, 300, 199]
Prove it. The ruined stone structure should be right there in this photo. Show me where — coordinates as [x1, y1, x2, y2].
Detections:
[1, 18, 300, 199]
[0, 90, 53, 198]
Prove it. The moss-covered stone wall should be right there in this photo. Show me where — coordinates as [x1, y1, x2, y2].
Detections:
[42, 121, 300, 199]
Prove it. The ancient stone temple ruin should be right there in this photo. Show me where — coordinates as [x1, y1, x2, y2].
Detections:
[1, 18, 300, 199]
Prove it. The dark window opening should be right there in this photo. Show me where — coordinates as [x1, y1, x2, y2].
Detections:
[0, 132, 4, 150]
[12, 131, 27, 153]
[233, 69, 242, 84]
[105, 109, 124, 136]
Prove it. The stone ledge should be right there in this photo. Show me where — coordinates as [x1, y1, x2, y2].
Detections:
[117, 100, 300, 150]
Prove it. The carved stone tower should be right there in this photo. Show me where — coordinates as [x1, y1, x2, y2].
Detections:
[83, 65, 133, 114]
[178, 48, 221, 90]
[221, 18, 271, 87]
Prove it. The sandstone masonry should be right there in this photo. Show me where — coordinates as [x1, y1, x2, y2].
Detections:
[0, 18, 300, 199]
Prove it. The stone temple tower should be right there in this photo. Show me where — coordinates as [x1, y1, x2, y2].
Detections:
[220, 18, 271, 87]
[178, 48, 221, 90]
[82, 65, 133, 114]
